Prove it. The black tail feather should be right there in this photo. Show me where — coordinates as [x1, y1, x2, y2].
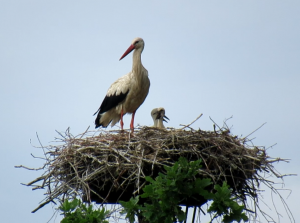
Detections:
[95, 112, 102, 128]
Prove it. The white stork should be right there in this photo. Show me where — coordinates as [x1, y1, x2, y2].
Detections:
[94, 37, 150, 132]
[151, 107, 169, 129]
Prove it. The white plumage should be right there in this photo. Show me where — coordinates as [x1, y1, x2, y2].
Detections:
[94, 37, 150, 132]
[151, 107, 169, 129]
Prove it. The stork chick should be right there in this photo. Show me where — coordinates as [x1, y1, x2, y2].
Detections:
[94, 37, 150, 132]
[151, 107, 169, 129]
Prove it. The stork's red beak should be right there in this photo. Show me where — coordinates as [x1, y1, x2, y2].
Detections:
[120, 44, 135, 60]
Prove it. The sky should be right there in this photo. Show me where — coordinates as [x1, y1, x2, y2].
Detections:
[1, 0, 299, 222]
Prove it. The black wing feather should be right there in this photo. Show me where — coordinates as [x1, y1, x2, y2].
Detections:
[94, 90, 129, 128]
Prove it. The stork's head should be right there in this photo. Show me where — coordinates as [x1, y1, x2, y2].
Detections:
[120, 37, 144, 60]
[151, 107, 169, 128]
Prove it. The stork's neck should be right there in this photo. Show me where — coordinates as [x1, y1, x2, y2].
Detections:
[153, 118, 165, 128]
[157, 119, 165, 128]
[132, 48, 144, 75]
[153, 118, 158, 127]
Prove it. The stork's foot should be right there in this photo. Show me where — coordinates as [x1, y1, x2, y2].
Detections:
[118, 129, 125, 134]
[129, 128, 135, 137]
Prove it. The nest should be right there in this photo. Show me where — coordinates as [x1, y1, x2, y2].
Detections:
[17, 122, 292, 219]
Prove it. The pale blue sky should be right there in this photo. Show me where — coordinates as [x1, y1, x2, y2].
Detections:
[1, 1, 299, 222]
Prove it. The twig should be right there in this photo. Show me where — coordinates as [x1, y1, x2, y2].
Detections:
[243, 122, 267, 139]
[191, 207, 196, 223]
[180, 113, 203, 129]
[15, 165, 44, 171]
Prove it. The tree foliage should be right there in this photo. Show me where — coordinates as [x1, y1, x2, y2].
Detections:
[59, 198, 109, 223]
[120, 157, 248, 223]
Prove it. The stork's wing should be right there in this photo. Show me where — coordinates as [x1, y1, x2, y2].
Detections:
[94, 73, 131, 115]
[93, 90, 129, 116]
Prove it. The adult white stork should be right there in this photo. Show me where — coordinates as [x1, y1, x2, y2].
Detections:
[94, 37, 150, 132]
[151, 107, 169, 129]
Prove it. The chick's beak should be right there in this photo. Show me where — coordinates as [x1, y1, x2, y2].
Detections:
[163, 115, 169, 123]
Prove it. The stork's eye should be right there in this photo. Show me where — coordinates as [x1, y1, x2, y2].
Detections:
[134, 41, 139, 45]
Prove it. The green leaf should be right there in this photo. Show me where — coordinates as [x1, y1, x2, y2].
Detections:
[141, 185, 154, 198]
[69, 199, 80, 211]
[177, 209, 186, 222]
[60, 200, 71, 212]
[145, 176, 154, 183]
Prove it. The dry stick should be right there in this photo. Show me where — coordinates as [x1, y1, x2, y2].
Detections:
[68, 160, 91, 202]
[229, 166, 238, 193]
[31, 199, 54, 213]
[243, 122, 267, 139]
[116, 180, 133, 203]
[35, 132, 47, 156]
[111, 148, 131, 163]
[151, 149, 159, 173]
[223, 116, 233, 129]
[77, 126, 90, 139]
[180, 113, 203, 130]
[270, 189, 281, 223]
[120, 170, 137, 187]
[55, 129, 67, 140]
[191, 207, 197, 223]
[184, 206, 188, 223]
[269, 183, 295, 223]
[209, 116, 222, 131]
[136, 148, 144, 194]
[101, 182, 115, 205]
[15, 165, 44, 171]
[30, 153, 47, 160]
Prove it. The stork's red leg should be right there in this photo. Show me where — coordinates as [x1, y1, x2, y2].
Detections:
[120, 109, 124, 130]
[130, 110, 136, 131]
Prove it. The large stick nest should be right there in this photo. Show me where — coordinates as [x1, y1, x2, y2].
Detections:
[18, 123, 290, 217]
